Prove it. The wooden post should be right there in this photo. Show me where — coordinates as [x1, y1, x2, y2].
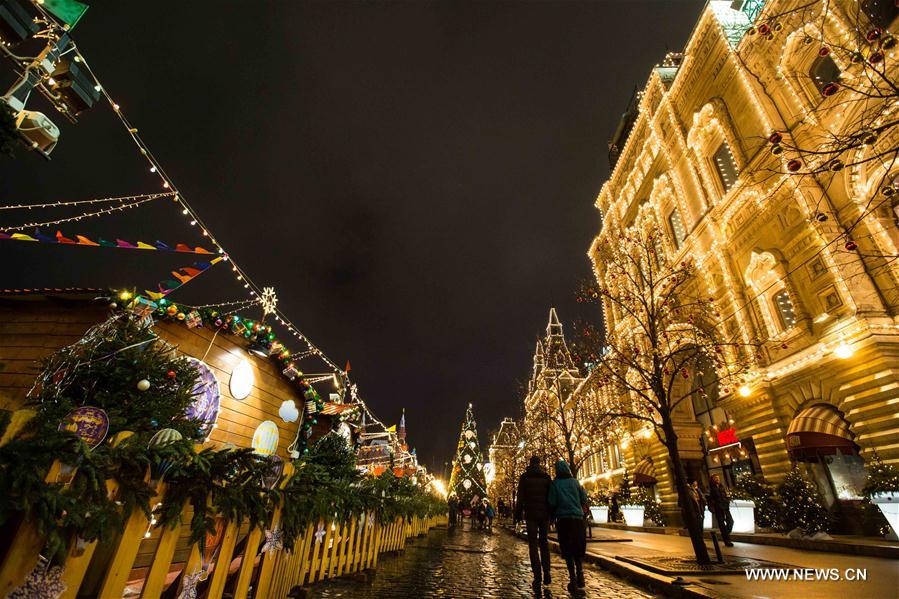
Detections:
[232, 525, 263, 599]
[315, 521, 334, 583]
[139, 519, 182, 599]
[204, 519, 240, 599]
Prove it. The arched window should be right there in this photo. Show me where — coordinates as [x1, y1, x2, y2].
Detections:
[809, 54, 840, 96]
[712, 142, 739, 193]
[668, 209, 687, 248]
[773, 289, 797, 329]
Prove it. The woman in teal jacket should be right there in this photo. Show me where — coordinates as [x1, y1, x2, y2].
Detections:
[548, 459, 587, 591]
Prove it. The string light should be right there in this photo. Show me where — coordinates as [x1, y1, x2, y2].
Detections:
[0, 195, 166, 232]
[0, 192, 174, 211]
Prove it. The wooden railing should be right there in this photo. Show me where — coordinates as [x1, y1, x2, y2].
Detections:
[0, 421, 447, 598]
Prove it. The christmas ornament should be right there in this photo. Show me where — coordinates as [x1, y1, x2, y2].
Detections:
[282, 363, 300, 380]
[261, 286, 278, 316]
[178, 568, 202, 599]
[261, 527, 284, 553]
[463, 479, 472, 489]
[148, 428, 184, 483]
[8, 562, 66, 599]
[166, 370, 177, 379]
[278, 399, 299, 423]
[58, 406, 109, 449]
[166, 305, 178, 316]
[786, 159, 802, 172]
[229, 359, 253, 400]
[314, 523, 326, 544]
[252, 420, 279, 456]
[137, 379, 151, 391]
[185, 310, 202, 328]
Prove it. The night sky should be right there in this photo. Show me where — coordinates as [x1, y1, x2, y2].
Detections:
[0, 0, 703, 473]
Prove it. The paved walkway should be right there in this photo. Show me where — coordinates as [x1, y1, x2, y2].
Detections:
[583, 526, 899, 599]
[307, 522, 652, 598]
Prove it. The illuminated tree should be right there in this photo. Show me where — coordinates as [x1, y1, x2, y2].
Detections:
[590, 225, 759, 564]
[448, 403, 487, 506]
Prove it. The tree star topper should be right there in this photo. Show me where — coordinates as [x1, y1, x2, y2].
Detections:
[261, 286, 278, 316]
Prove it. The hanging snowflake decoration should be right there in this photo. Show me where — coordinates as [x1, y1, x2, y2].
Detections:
[261, 527, 284, 553]
[261, 287, 278, 316]
[367, 513, 375, 529]
[8, 562, 66, 599]
[178, 568, 202, 599]
[314, 523, 327, 544]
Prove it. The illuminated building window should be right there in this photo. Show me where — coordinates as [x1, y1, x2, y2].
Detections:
[712, 142, 738, 193]
[773, 289, 797, 330]
[809, 55, 840, 95]
[668, 209, 686, 248]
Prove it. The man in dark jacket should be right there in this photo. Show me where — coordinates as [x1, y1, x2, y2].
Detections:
[708, 474, 734, 546]
[515, 456, 552, 586]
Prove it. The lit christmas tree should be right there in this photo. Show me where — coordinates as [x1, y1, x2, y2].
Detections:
[777, 466, 830, 535]
[448, 403, 487, 507]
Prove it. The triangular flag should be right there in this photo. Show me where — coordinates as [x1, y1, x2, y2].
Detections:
[154, 240, 171, 251]
[386, 424, 396, 433]
[116, 239, 136, 249]
[10, 233, 37, 241]
[76, 235, 99, 246]
[172, 271, 192, 284]
[175, 244, 192, 252]
[0, 232, 11, 239]
[145, 290, 166, 301]
[345, 360, 351, 373]
[136, 241, 156, 250]
[180, 267, 202, 277]
[159, 279, 180, 290]
[34, 229, 55, 243]
[193, 261, 212, 270]
[56, 231, 76, 244]
[194, 246, 212, 254]
[98, 239, 116, 247]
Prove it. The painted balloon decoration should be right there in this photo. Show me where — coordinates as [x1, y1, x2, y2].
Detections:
[148, 428, 184, 485]
[262, 455, 284, 490]
[58, 406, 109, 449]
[252, 420, 279, 456]
[185, 358, 220, 440]
[278, 399, 299, 423]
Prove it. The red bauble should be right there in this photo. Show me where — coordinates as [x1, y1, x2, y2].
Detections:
[166, 370, 177, 379]
[845, 240, 858, 251]
[818, 46, 830, 57]
[768, 131, 783, 144]
[787, 159, 802, 172]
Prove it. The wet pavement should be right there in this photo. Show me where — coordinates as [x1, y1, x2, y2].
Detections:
[307, 523, 653, 598]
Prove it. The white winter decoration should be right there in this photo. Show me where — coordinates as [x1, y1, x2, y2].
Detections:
[463, 479, 472, 489]
[278, 400, 299, 423]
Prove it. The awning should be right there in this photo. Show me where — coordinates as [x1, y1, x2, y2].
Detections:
[633, 456, 657, 485]
[786, 405, 857, 460]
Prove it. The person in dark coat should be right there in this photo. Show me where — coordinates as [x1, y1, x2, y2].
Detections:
[515, 456, 552, 587]
[708, 474, 734, 546]
[448, 496, 458, 527]
[548, 459, 588, 591]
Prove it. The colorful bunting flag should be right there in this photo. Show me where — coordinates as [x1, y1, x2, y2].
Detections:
[0, 228, 216, 254]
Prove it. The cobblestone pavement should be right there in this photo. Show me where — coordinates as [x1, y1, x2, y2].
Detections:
[308, 523, 654, 598]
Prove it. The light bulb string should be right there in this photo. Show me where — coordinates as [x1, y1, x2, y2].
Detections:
[0, 192, 175, 211]
[0, 195, 163, 232]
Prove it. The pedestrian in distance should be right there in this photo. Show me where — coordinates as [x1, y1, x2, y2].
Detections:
[485, 500, 495, 530]
[548, 459, 588, 592]
[448, 495, 459, 528]
[515, 455, 553, 588]
[708, 474, 734, 547]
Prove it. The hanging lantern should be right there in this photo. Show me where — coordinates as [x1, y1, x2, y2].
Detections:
[851, 52, 865, 64]
[787, 159, 802, 172]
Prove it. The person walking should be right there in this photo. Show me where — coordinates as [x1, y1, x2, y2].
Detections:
[548, 460, 588, 592]
[448, 495, 458, 528]
[708, 474, 734, 547]
[515, 456, 553, 588]
[686, 480, 706, 522]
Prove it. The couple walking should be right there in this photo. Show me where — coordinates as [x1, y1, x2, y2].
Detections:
[515, 456, 587, 592]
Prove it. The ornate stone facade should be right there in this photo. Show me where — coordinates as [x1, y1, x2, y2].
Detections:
[578, 0, 899, 530]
